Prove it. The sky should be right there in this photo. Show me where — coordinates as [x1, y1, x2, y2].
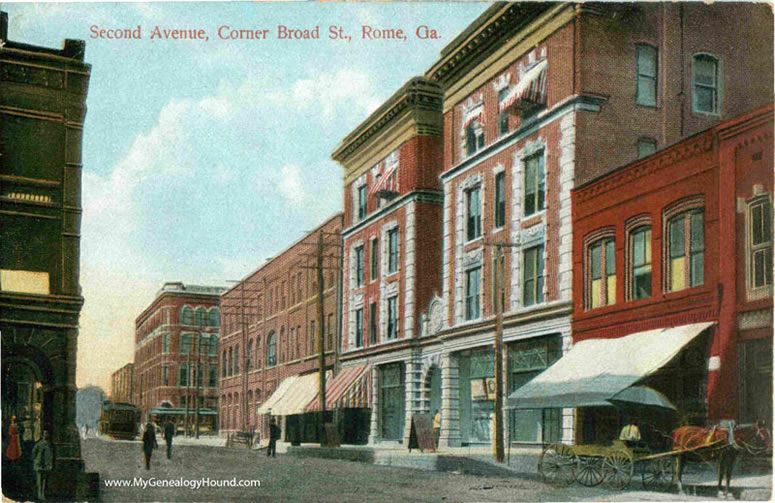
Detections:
[3, 2, 490, 393]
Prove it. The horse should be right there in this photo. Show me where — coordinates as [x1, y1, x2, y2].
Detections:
[671, 420, 771, 497]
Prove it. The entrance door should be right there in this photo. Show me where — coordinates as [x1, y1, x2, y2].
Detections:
[428, 366, 441, 415]
[380, 363, 404, 441]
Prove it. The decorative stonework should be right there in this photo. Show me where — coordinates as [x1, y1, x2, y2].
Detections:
[404, 201, 416, 339]
[454, 173, 484, 323]
[492, 73, 512, 92]
[1, 62, 65, 89]
[738, 309, 772, 330]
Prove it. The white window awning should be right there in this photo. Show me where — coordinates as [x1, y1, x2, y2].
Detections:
[506, 322, 715, 410]
[499, 59, 548, 113]
[257, 375, 298, 415]
[268, 371, 331, 417]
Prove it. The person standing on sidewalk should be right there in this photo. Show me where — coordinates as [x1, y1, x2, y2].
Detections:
[164, 419, 175, 460]
[267, 419, 280, 458]
[433, 409, 441, 449]
[32, 430, 53, 501]
[141, 422, 158, 470]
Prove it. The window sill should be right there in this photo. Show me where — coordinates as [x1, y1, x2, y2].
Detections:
[636, 102, 658, 109]
[383, 271, 399, 280]
[464, 236, 484, 247]
[692, 109, 720, 119]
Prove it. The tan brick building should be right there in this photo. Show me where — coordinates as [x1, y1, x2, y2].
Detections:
[110, 363, 134, 404]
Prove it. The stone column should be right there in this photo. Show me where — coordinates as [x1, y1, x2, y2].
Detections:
[402, 353, 423, 445]
[439, 352, 461, 448]
[368, 367, 380, 444]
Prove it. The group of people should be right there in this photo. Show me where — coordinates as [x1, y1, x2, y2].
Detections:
[5, 415, 53, 500]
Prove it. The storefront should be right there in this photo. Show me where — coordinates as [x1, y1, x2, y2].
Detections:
[457, 348, 495, 444]
[379, 362, 405, 441]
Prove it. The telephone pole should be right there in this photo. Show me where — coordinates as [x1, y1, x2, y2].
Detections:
[492, 244, 505, 463]
[317, 231, 327, 446]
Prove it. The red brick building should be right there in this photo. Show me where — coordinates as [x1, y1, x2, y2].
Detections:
[571, 105, 773, 441]
[132, 282, 224, 427]
[218, 214, 341, 441]
[424, 2, 772, 447]
[332, 77, 445, 444]
[110, 363, 134, 403]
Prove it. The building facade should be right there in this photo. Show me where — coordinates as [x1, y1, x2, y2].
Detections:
[571, 105, 773, 441]
[110, 363, 134, 403]
[0, 12, 97, 500]
[424, 2, 772, 447]
[219, 214, 342, 442]
[333, 77, 445, 445]
[132, 282, 224, 428]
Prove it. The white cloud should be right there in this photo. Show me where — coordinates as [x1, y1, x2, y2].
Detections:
[278, 164, 307, 204]
[291, 68, 382, 121]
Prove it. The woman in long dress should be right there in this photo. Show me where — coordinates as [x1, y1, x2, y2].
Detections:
[5, 416, 21, 461]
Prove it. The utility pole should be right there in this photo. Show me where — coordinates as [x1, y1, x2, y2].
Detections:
[317, 231, 327, 446]
[492, 244, 505, 463]
[185, 341, 192, 437]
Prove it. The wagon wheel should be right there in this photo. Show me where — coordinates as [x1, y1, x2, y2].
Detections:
[575, 456, 605, 487]
[641, 456, 675, 492]
[603, 449, 634, 490]
[538, 443, 576, 487]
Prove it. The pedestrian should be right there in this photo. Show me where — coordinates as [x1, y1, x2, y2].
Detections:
[432, 409, 441, 449]
[267, 419, 280, 458]
[164, 418, 175, 460]
[32, 430, 53, 501]
[141, 422, 158, 470]
[5, 415, 21, 462]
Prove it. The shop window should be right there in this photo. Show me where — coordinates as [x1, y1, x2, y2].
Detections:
[629, 226, 652, 300]
[267, 332, 276, 367]
[636, 44, 657, 107]
[466, 186, 482, 241]
[523, 153, 545, 217]
[523, 245, 545, 306]
[637, 138, 657, 159]
[465, 267, 481, 320]
[355, 308, 364, 348]
[387, 296, 398, 339]
[370, 238, 379, 280]
[750, 198, 773, 289]
[666, 209, 704, 292]
[494, 172, 506, 229]
[388, 228, 399, 274]
[693, 54, 719, 115]
[588, 237, 616, 309]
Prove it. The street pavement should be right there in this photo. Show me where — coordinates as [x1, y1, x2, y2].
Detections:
[82, 436, 770, 502]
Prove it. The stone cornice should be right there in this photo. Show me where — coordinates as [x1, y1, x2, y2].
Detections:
[332, 77, 443, 164]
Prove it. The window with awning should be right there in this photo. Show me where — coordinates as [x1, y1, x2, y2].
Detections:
[499, 59, 548, 113]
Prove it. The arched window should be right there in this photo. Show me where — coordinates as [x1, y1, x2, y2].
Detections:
[208, 308, 220, 327]
[234, 344, 240, 374]
[255, 336, 262, 369]
[666, 208, 704, 291]
[246, 339, 253, 370]
[195, 307, 207, 327]
[228, 347, 233, 377]
[267, 332, 276, 367]
[628, 223, 652, 300]
[585, 231, 616, 309]
[180, 306, 193, 326]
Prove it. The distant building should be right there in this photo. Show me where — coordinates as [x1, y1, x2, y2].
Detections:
[571, 105, 773, 441]
[132, 282, 224, 431]
[219, 214, 342, 442]
[0, 11, 97, 500]
[110, 363, 134, 404]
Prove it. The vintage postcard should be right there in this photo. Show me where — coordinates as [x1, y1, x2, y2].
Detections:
[1, 2, 773, 502]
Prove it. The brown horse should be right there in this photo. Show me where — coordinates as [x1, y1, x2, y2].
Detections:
[671, 421, 771, 497]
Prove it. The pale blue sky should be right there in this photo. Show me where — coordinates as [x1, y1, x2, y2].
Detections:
[3, 2, 489, 391]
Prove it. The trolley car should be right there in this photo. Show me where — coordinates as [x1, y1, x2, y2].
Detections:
[98, 400, 141, 440]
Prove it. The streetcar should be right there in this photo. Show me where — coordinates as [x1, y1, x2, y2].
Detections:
[98, 400, 141, 440]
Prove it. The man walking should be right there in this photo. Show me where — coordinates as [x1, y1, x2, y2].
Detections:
[141, 422, 158, 470]
[32, 430, 53, 501]
[267, 419, 280, 458]
[164, 419, 175, 460]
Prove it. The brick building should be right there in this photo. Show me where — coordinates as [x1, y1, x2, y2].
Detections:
[569, 105, 773, 442]
[110, 363, 134, 403]
[132, 282, 224, 429]
[219, 214, 342, 442]
[423, 2, 772, 447]
[0, 12, 97, 500]
[332, 77, 445, 445]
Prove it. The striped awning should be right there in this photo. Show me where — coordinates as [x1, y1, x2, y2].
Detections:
[499, 59, 548, 112]
[462, 103, 484, 130]
[306, 365, 371, 412]
[367, 165, 398, 197]
[270, 371, 331, 416]
[256, 375, 298, 415]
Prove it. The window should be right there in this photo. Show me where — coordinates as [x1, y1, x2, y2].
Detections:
[279, 327, 284, 363]
[222, 351, 227, 378]
[498, 88, 510, 136]
[523, 153, 545, 217]
[466, 187, 482, 241]
[465, 122, 484, 156]
[195, 308, 207, 327]
[629, 227, 652, 300]
[327, 314, 333, 350]
[163, 333, 170, 353]
[388, 228, 399, 274]
[208, 308, 220, 327]
[196, 363, 203, 387]
[355, 308, 364, 348]
[667, 209, 704, 291]
[281, 281, 286, 309]
[588, 238, 616, 308]
[495, 172, 506, 229]
[636, 44, 657, 107]
[180, 306, 193, 325]
[750, 198, 773, 289]
[233, 345, 239, 374]
[693, 54, 719, 115]
[267, 332, 276, 367]
[387, 296, 398, 339]
[369, 302, 377, 344]
[179, 364, 189, 387]
[637, 138, 657, 159]
[355, 245, 365, 286]
[310, 321, 316, 353]
[209, 366, 217, 387]
[358, 185, 367, 220]
[371, 239, 379, 281]
[465, 267, 481, 320]
[162, 366, 168, 386]
[523, 245, 545, 306]
[209, 335, 217, 356]
[181, 334, 192, 355]
[246, 339, 253, 370]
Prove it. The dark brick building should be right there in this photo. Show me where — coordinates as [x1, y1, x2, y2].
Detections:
[0, 12, 97, 500]
[571, 105, 773, 441]
[110, 363, 134, 404]
[132, 282, 224, 429]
